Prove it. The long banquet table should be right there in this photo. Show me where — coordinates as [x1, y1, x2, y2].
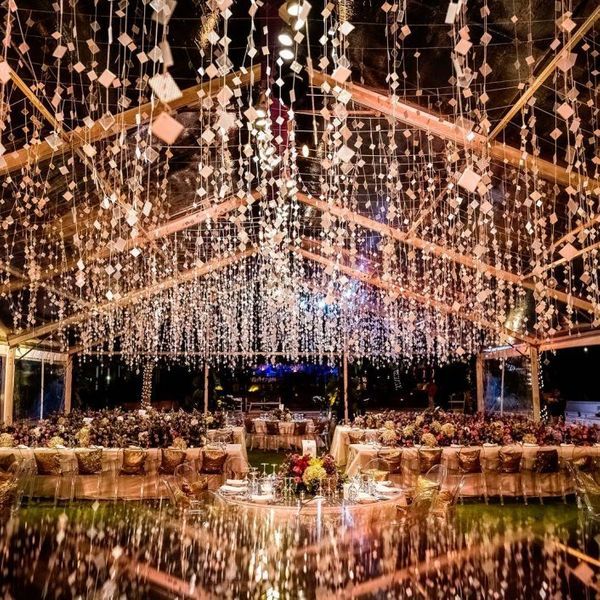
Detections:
[0, 443, 249, 500]
[345, 443, 599, 497]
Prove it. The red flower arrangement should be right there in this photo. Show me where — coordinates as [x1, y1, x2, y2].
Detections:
[278, 453, 341, 495]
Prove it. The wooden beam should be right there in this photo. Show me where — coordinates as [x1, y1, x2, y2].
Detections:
[5, 63, 173, 270]
[530, 346, 541, 421]
[475, 354, 485, 412]
[533, 239, 600, 275]
[2, 347, 15, 424]
[489, 7, 600, 140]
[308, 71, 592, 191]
[405, 187, 446, 237]
[538, 329, 600, 352]
[0, 64, 260, 175]
[64, 355, 73, 414]
[291, 244, 537, 345]
[296, 192, 598, 315]
[550, 215, 600, 253]
[203, 363, 210, 415]
[0, 190, 259, 296]
[8, 247, 257, 347]
[342, 349, 349, 423]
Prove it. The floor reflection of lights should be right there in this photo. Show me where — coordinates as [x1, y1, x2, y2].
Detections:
[0, 500, 596, 599]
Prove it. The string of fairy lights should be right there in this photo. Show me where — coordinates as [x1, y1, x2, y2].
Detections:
[0, 0, 597, 367]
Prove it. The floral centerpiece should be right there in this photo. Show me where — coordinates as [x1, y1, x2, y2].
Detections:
[0, 408, 230, 449]
[348, 409, 600, 448]
[277, 453, 342, 495]
[269, 407, 293, 422]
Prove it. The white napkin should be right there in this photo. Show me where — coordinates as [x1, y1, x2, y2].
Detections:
[250, 494, 274, 503]
[375, 483, 400, 495]
[225, 479, 248, 487]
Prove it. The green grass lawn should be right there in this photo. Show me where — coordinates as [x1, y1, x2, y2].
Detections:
[247, 449, 287, 469]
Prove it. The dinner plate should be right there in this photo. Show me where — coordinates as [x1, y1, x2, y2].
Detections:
[220, 485, 246, 494]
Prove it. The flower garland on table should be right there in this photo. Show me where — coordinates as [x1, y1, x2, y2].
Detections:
[0, 408, 228, 449]
[350, 410, 600, 447]
[277, 453, 343, 496]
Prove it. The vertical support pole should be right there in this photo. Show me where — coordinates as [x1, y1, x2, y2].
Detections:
[203, 362, 209, 415]
[499, 358, 505, 415]
[475, 353, 485, 413]
[64, 355, 73, 414]
[342, 350, 349, 423]
[3, 348, 15, 425]
[39, 357, 45, 420]
[530, 346, 541, 422]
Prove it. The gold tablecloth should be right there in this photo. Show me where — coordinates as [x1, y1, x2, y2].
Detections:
[218, 492, 405, 525]
[0, 444, 248, 500]
[345, 443, 599, 497]
[330, 426, 380, 466]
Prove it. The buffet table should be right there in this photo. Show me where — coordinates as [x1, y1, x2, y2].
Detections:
[345, 443, 598, 497]
[0, 444, 249, 500]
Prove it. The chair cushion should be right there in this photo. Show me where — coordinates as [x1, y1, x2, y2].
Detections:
[75, 449, 103, 475]
[200, 449, 227, 474]
[533, 449, 559, 473]
[265, 421, 279, 436]
[294, 422, 307, 436]
[418, 449, 442, 473]
[120, 448, 146, 475]
[431, 489, 454, 518]
[181, 477, 209, 499]
[0, 475, 17, 507]
[458, 449, 481, 474]
[34, 451, 61, 475]
[347, 430, 365, 444]
[0, 453, 17, 473]
[160, 448, 187, 475]
[244, 420, 255, 434]
[573, 454, 594, 472]
[363, 468, 388, 481]
[498, 449, 522, 473]
[414, 475, 440, 500]
[379, 450, 402, 474]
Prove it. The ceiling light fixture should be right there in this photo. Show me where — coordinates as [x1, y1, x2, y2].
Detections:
[286, 0, 301, 17]
[279, 48, 294, 60]
[278, 32, 294, 46]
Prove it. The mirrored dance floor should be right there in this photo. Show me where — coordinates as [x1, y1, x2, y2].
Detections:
[0, 499, 595, 599]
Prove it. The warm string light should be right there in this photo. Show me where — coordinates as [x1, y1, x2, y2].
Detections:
[0, 0, 596, 368]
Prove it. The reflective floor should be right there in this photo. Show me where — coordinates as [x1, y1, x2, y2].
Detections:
[0, 497, 596, 599]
